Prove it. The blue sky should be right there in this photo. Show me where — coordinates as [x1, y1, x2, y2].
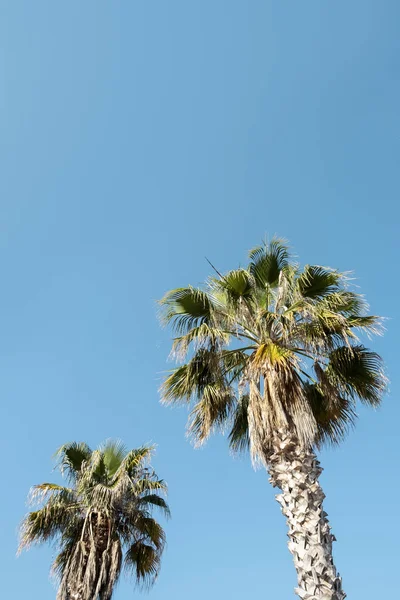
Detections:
[1, 1, 399, 598]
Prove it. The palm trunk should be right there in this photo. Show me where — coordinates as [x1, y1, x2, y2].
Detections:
[267, 430, 346, 600]
[59, 513, 112, 600]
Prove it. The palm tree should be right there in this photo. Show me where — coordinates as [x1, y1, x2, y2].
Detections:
[159, 238, 386, 600]
[19, 440, 169, 600]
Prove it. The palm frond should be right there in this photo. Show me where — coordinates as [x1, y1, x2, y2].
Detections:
[55, 442, 92, 482]
[132, 477, 168, 496]
[101, 439, 127, 478]
[297, 265, 341, 299]
[221, 348, 248, 382]
[124, 542, 161, 589]
[52, 536, 76, 580]
[161, 348, 224, 404]
[228, 395, 250, 453]
[249, 237, 290, 288]
[117, 446, 154, 479]
[138, 494, 171, 518]
[188, 384, 234, 445]
[211, 269, 254, 300]
[161, 365, 197, 405]
[326, 345, 387, 406]
[159, 287, 214, 334]
[347, 315, 383, 336]
[305, 383, 356, 447]
[292, 319, 349, 353]
[19, 502, 79, 552]
[28, 483, 76, 506]
[84, 483, 116, 513]
[78, 448, 106, 488]
[135, 516, 166, 551]
[251, 342, 294, 371]
[322, 290, 368, 316]
[171, 322, 229, 359]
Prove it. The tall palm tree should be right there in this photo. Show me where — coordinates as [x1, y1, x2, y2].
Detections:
[159, 238, 386, 600]
[19, 440, 169, 600]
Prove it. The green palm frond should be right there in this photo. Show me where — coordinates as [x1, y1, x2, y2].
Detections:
[55, 442, 92, 482]
[297, 265, 341, 299]
[221, 349, 248, 383]
[346, 314, 383, 335]
[125, 542, 161, 588]
[249, 237, 290, 288]
[305, 383, 356, 447]
[78, 448, 106, 487]
[135, 516, 166, 551]
[132, 476, 168, 496]
[326, 345, 386, 406]
[188, 384, 234, 445]
[101, 439, 127, 478]
[161, 364, 196, 405]
[117, 446, 154, 478]
[138, 494, 171, 518]
[28, 483, 76, 506]
[161, 348, 224, 404]
[251, 342, 294, 369]
[322, 290, 368, 316]
[211, 268, 254, 300]
[171, 323, 229, 358]
[292, 319, 348, 353]
[159, 287, 214, 334]
[19, 502, 79, 552]
[228, 395, 250, 453]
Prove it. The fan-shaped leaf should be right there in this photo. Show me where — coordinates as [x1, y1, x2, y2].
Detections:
[249, 238, 290, 287]
[215, 269, 254, 299]
[326, 345, 386, 406]
[101, 439, 127, 478]
[298, 265, 341, 299]
[188, 384, 234, 445]
[125, 542, 160, 588]
[159, 287, 213, 334]
[55, 442, 92, 482]
[229, 395, 250, 453]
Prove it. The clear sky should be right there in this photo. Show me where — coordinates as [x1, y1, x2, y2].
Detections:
[1, 1, 399, 598]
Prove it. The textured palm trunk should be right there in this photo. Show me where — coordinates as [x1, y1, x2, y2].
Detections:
[60, 513, 113, 600]
[267, 430, 346, 600]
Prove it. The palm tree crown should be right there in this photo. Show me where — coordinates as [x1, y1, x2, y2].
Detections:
[20, 440, 169, 600]
[160, 238, 386, 463]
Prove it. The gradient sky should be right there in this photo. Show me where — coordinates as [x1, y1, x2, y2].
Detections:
[1, 2, 399, 599]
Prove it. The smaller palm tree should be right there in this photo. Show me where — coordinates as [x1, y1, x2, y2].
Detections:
[19, 440, 169, 600]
